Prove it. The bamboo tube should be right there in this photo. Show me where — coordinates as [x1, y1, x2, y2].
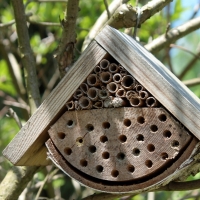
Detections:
[113, 73, 122, 83]
[87, 74, 100, 87]
[94, 65, 101, 74]
[126, 91, 138, 100]
[74, 101, 80, 110]
[78, 96, 92, 109]
[129, 97, 145, 107]
[93, 101, 103, 109]
[100, 59, 110, 70]
[107, 82, 119, 94]
[121, 75, 135, 90]
[116, 88, 126, 97]
[100, 71, 113, 83]
[109, 63, 119, 73]
[112, 97, 128, 107]
[80, 83, 89, 94]
[87, 87, 99, 101]
[139, 91, 149, 100]
[146, 97, 159, 107]
[98, 89, 109, 100]
[73, 89, 83, 99]
[66, 101, 75, 110]
[135, 84, 144, 92]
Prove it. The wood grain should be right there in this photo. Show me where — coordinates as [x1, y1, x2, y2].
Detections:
[3, 41, 107, 166]
[95, 26, 200, 140]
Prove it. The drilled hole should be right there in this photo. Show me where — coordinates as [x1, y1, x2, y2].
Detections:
[76, 137, 83, 146]
[89, 145, 96, 153]
[80, 159, 87, 167]
[102, 122, 110, 129]
[150, 125, 158, 132]
[136, 134, 144, 142]
[102, 151, 110, 159]
[145, 160, 153, 168]
[86, 124, 94, 132]
[64, 147, 72, 155]
[100, 135, 108, 143]
[171, 140, 179, 148]
[127, 165, 135, 173]
[163, 130, 172, 138]
[117, 152, 125, 160]
[147, 144, 155, 152]
[132, 148, 140, 156]
[119, 135, 127, 143]
[137, 116, 145, 124]
[96, 165, 103, 173]
[158, 114, 167, 122]
[161, 152, 168, 160]
[123, 119, 131, 127]
[66, 120, 74, 128]
[111, 169, 119, 177]
[57, 132, 65, 139]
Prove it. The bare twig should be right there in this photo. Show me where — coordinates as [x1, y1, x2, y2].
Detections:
[0, 20, 15, 28]
[4, 100, 30, 112]
[106, 0, 172, 29]
[12, 0, 41, 112]
[179, 48, 200, 79]
[158, 179, 200, 191]
[103, 0, 111, 19]
[7, 108, 22, 128]
[183, 77, 200, 87]
[190, 3, 200, 19]
[170, 44, 200, 59]
[82, 0, 129, 51]
[145, 17, 200, 53]
[28, 20, 60, 26]
[82, 192, 132, 200]
[54, 0, 79, 77]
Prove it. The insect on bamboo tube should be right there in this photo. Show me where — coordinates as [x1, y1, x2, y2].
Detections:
[113, 73, 122, 83]
[107, 82, 119, 94]
[87, 74, 100, 87]
[109, 63, 119, 73]
[146, 97, 159, 107]
[87, 87, 99, 101]
[139, 91, 149, 100]
[80, 83, 89, 94]
[78, 96, 93, 109]
[129, 97, 145, 107]
[100, 71, 113, 83]
[66, 101, 75, 110]
[100, 59, 110, 70]
[121, 75, 136, 90]
[73, 89, 83, 99]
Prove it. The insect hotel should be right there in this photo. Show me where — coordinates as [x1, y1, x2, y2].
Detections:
[3, 26, 200, 193]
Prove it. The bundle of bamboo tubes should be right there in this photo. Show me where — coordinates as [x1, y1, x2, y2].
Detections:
[66, 59, 159, 110]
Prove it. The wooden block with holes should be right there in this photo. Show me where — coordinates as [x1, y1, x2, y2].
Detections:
[3, 25, 200, 193]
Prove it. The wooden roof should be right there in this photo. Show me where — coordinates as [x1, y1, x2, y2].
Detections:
[3, 25, 200, 166]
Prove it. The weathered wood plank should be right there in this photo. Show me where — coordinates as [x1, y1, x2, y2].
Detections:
[3, 41, 107, 166]
[95, 26, 200, 140]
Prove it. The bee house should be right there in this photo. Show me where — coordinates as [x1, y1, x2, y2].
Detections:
[3, 26, 200, 193]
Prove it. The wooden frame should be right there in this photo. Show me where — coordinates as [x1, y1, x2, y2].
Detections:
[3, 26, 200, 166]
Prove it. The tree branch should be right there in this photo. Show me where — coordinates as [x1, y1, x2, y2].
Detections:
[12, 0, 41, 112]
[145, 17, 200, 53]
[81, 0, 129, 51]
[106, 0, 172, 29]
[183, 77, 200, 87]
[54, 0, 79, 77]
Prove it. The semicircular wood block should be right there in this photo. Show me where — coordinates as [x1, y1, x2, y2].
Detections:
[46, 55, 198, 192]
